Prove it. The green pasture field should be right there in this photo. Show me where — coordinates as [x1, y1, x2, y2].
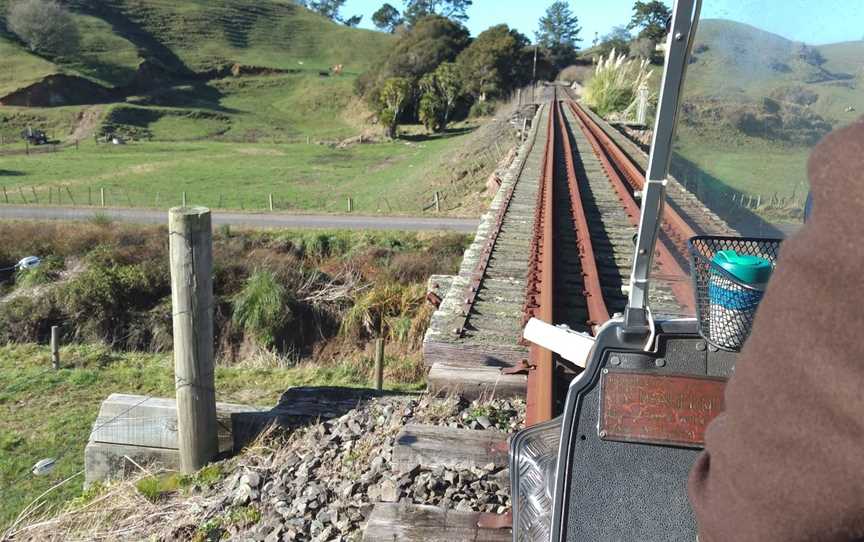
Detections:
[0, 126, 478, 214]
[673, 136, 810, 198]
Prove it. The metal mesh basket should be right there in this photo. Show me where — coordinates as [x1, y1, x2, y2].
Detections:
[688, 236, 782, 352]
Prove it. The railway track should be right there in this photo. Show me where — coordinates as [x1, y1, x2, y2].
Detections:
[379, 87, 739, 539]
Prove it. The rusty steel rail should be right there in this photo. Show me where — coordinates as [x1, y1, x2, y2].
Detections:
[567, 100, 695, 312]
[555, 100, 611, 328]
[566, 99, 699, 257]
[524, 96, 557, 426]
[524, 97, 613, 426]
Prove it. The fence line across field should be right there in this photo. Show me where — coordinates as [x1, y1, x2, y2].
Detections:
[0, 184, 450, 214]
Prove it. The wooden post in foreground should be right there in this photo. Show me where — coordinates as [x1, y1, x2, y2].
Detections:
[347, 197, 354, 213]
[50, 326, 60, 370]
[169, 206, 218, 473]
[374, 338, 385, 391]
[100, 188, 105, 208]
[269, 193, 274, 211]
[434, 191, 441, 213]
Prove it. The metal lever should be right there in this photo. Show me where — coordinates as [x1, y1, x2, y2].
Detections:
[624, 0, 702, 344]
[523, 318, 596, 368]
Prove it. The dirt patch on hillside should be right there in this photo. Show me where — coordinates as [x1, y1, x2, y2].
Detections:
[0, 75, 116, 107]
[70, 106, 106, 141]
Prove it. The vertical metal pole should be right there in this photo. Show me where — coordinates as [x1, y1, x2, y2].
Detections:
[374, 338, 384, 391]
[269, 193, 274, 211]
[100, 187, 105, 208]
[169, 206, 218, 473]
[182, 192, 187, 207]
[347, 197, 353, 213]
[625, 0, 701, 336]
[50, 326, 60, 370]
[532, 45, 538, 104]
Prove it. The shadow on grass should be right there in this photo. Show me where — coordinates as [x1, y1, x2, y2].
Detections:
[399, 126, 476, 143]
[0, 170, 24, 176]
[670, 155, 788, 238]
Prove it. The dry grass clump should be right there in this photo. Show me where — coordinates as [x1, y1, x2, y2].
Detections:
[583, 49, 654, 119]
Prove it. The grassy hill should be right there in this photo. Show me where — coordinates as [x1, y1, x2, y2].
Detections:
[0, 0, 393, 140]
[671, 19, 864, 224]
[0, 0, 513, 217]
[0, 0, 390, 88]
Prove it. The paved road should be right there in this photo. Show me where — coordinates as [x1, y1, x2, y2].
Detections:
[0, 205, 479, 233]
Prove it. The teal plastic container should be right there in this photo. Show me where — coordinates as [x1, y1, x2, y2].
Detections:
[707, 250, 773, 349]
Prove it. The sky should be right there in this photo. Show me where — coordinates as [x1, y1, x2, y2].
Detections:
[341, 0, 864, 46]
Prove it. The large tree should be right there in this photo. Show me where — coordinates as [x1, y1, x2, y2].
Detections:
[403, 0, 472, 25]
[598, 25, 632, 57]
[376, 15, 470, 80]
[7, 0, 80, 56]
[356, 15, 470, 122]
[433, 62, 462, 126]
[307, 0, 344, 20]
[535, 1, 582, 69]
[627, 1, 671, 43]
[457, 24, 530, 102]
[372, 3, 403, 32]
[378, 77, 414, 138]
[307, 0, 362, 26]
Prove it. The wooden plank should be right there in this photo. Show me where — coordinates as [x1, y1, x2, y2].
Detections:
[423, 339, 528, 369]
[427, 362, 526, 400]
[363, 503, 511, 542]
[393, 424, 507, 472]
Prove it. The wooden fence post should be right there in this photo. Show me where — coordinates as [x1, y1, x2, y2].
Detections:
[50, 326, 60, 370]
[347, 197, 353, 213]
[168, 206, 218, 473]
[100, 187, 105, 208]
[88, 187, 92, 206]
[434, 191, 440, 213]
[269, 193, 274, 211]
[374, 338, 385, 391]
[182, 191, 187, 207]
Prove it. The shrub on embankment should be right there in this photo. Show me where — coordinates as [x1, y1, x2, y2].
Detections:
[0, 221, 468, 364]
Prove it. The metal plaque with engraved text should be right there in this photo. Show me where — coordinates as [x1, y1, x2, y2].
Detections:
[599, 370, 727, 448]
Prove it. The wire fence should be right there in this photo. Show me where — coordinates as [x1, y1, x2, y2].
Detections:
[0, 183, 449, 215]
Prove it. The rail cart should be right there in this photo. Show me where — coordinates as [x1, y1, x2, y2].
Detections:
[508, 0, 851, 540]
